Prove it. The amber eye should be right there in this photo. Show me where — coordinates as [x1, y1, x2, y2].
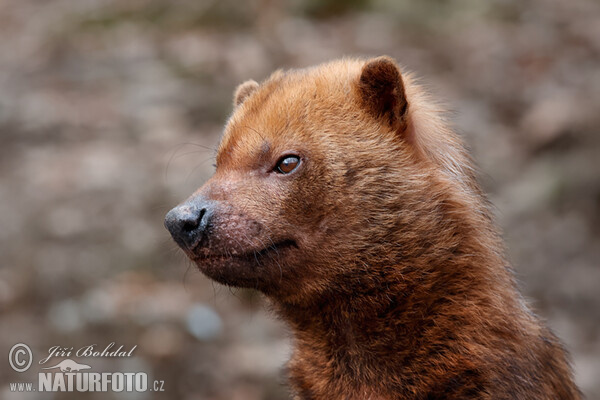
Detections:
[275, 156, 300, 174]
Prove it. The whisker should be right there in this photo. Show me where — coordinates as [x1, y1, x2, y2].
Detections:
[164, 142, 217, 185]
[185, 156, 217, 183]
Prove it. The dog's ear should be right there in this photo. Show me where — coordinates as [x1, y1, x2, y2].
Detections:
[233, 80, 259, 107]
[357, 56, 408, 131]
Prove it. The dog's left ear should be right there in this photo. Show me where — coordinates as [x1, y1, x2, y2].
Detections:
[357, 56, 409, 131]
[233, 80, 259, 107]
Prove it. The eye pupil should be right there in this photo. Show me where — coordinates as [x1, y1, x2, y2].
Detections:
[276, 156, 300, 174]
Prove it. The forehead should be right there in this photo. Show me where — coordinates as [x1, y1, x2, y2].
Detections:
[216, 61, 363, 167]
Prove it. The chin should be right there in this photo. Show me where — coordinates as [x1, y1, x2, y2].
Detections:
[193, 257, 263, 288]
[191, 240, 298, 290]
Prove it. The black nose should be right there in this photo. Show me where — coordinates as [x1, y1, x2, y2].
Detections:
[164, 198, 212, 250]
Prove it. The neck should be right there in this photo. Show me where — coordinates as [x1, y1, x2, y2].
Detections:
[273, 205, 522, 398]
[277, 252, 507, 350]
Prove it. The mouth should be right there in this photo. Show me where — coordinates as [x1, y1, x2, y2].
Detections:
[190, 239, 298, 262]
[186, 239, 300, 290]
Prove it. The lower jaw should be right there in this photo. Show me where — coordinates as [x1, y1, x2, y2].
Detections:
[193, 257, 274, 289]
[190, 240, 298, 288]
[191, 239, 297, 263]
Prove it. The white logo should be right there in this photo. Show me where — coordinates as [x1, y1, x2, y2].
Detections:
[41, 359, 91, 372]
[9, 343, 32, 372]
[8, 342, 165, 393]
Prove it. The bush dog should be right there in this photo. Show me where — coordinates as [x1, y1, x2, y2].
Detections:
[165, 57, 580, 399]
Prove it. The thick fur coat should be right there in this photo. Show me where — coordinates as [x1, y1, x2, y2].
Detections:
[166, 57, 581, 399]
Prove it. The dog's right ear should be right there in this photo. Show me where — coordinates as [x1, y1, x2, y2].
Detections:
[233, 80, 259, 107]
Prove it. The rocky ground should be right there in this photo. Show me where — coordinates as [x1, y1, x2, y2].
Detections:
[0, 0, 599, 399]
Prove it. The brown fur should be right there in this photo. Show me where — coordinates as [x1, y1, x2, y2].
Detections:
[168, 57, 581, 399]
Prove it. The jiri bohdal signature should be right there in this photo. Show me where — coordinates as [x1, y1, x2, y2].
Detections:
[39, 343, 137, 365]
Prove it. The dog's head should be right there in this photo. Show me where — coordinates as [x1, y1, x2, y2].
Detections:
[165, 57, 421, 302]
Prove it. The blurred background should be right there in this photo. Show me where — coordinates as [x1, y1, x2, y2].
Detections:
[0, 0, 599, 399]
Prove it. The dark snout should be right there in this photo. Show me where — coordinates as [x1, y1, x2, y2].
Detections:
[164, 196, 214, 251]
